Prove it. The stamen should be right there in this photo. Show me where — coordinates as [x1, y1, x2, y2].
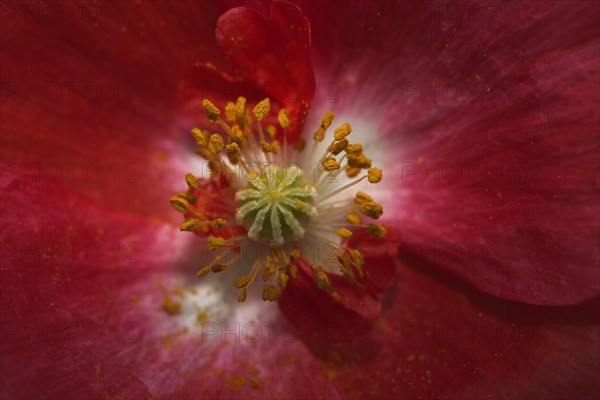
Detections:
[202, 99, 220, 123]
[367, 167, 383, 183]
[176, 95, 389, 301]
[367, 223, 387, 238]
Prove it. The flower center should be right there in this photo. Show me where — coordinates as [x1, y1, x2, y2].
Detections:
[170, 95, 388, 302]
[235, 165, 316, 245]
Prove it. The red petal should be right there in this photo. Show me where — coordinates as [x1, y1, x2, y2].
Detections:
[0, 168, 344, 399]
[0, 1, 228, 222]
[302, 1, 600, 305]
[215, 1, 315, 142]
[311, 263, 600, 399]
[278, 258, 381, 343]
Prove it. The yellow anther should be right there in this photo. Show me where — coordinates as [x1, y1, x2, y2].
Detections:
[346, 143, 363, 155]
[314, 267, 333, 291]
[336, 228, 353, 239]
[323, 158, 340, 171]
[197, 265, 212, 277]
[328, 139, 348, 155]
[170, 196, 190, 213]
[235, 275, 251, 288]
[355, 191, 373, 205]
[313, 128, 326, 142]
[231, 124, 244, 140]
[211, 219, 226, 229]
[350, 249, 364, 268]
[320, 111, 335, 129]
[347, 213, 361, 225]
[180, 218, 202, 232]
[347, 153, 372, 169]
[202, 99, 220, 123]
[207, 236, 227, 251]
[208, 134, 224, 154]
[191, 127, 208, 145]
[235, 96, 246, 119]
[226, 142, 240, 155]
[178, 192, 197, 204]
[367, 223, 387, 238]
[237, 288, 248, 302]
[333, 123, 352, 140]
[360, 201, 384, 219]
[279, 272, 289, 288]
[346, 167, 361, 178]
[253, 98, 270, 121]
[367, 167, 383, 183]
[289, 263, 298, 278]
[278, 109, 290, 128]
[211, 263, 228, 273]
[185, 173, 199, 189]
[225, 102, 237, 122]
[266, 124, 277, 138]
[260, 140, 272, 153]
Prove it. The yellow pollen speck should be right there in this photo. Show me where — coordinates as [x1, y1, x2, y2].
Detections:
[333, 123, 352, 140]
[368, 167, 383, 183]
[360, 201, 383, 219]
[347, 213, 361, 225]
[211, 219, 226, 229]
[180, 219, 201, 232]
[260, 140, 272, 153]
[169, 196, 190, 213]
[202, 99, 220, 123]
[355, 191, 373, 204]
[253, 98, 270, 121]
[323, 158, 340, 171]
[208, 134, 224, 154]
[278, 109, 290, 128]
[207, 236, 227, 251]
[367, 223, 387, 238]
[185, 173, 199, 189]
[336, 228, 353, 239]
[162, 298, 182, 315]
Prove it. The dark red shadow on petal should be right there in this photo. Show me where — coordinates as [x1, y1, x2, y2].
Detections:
[279, 258, 381, 343]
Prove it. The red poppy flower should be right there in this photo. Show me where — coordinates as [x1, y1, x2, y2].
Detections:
[1, 1, 598, 399]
